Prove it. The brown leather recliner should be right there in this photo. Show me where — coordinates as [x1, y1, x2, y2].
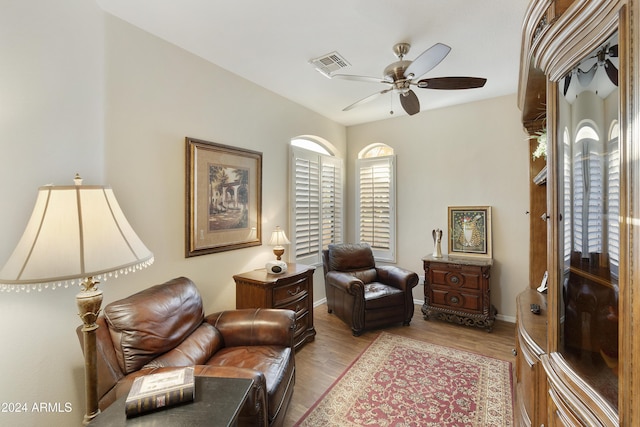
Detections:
[77, 277, 295, 427]
[322, 243, 419, 336]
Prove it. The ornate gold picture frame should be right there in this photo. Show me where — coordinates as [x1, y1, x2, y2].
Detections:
[185, 137, 262, 257]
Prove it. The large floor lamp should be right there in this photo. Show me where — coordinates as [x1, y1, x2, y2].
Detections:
[0, 175, 154, 425]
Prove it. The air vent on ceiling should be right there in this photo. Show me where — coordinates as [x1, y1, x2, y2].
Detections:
[309, 51, 350, 78]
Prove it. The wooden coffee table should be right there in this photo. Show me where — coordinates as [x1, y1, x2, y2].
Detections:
[88, 376, 254, 427]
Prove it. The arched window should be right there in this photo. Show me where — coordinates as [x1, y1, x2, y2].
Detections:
[572, 122, 603, 257]
[356, 143, 396, 262]
[290, 137, 344, 265]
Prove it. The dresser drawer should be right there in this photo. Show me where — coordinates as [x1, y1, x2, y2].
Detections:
[275, 292, 308, 317]
[293, 310, 310, 340]
[430, 266, 482, 290]
[431, 288, 481, 312]
[273, 276, 309, 306]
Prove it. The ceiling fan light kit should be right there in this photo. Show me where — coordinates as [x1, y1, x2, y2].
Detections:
[331, 42, 487, 116]
[561, 42, 619, 101]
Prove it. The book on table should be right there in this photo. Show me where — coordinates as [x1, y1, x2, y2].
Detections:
[125, 366, 195, 417]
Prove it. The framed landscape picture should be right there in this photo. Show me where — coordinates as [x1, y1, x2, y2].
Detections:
[185, 137, 262, 257]
[448, 206, 492, 258]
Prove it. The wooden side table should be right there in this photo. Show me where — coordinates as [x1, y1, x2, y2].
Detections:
[234, 263, 316, 350]
[421, 254, 496, 331]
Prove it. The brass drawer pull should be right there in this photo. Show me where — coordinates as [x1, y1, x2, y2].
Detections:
[288, 286, 301, 296]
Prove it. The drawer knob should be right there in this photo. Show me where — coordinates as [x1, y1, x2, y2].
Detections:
[450, 296, 459, 304]
[450, 275, 460, 284]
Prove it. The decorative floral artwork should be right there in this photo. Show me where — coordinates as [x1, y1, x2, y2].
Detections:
[448, 206, 492, 258]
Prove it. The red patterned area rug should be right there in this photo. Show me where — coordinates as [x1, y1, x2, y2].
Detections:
[294, 332, 513, 427]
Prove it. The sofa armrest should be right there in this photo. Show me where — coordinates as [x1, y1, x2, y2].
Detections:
[205, 308, 295, 348]
[325, 271, 366, 296]
[376, 266, 419, 292]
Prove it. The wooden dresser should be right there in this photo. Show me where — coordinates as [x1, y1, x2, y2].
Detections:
[422, 255, 495, 331]
[234, 263, 315, 350]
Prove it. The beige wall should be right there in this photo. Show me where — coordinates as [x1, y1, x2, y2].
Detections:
[347, 95, 530, 321]
[0, 1, 104, 426]
[0, 1, 528, 426]
[101, 14, 346, 312]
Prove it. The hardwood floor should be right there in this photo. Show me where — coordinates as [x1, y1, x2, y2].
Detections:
[283, 303, 516, 426]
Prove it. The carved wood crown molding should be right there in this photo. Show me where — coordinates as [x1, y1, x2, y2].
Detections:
[534, 0, 624, 81]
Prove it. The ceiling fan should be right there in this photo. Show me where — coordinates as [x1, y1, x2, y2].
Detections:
[333, 42, 487, 116]
[562, 43, 618, 97]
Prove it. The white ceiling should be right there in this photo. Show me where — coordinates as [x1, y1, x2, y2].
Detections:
[96, 0, 530, 126]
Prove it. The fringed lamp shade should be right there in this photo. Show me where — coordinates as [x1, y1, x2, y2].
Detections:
[0, 183, 154, 291]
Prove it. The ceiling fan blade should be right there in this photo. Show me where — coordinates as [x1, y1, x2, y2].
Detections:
[332, 74, 391, 84]
[563, 73, 572, 96]
[343, 88, 393, 111]
[608, 44, 619, 57]
[404, 43, 451, 80]
[605, 59, 619, 86]
[416, 76, 487, 90]
[399, 90, 420, 116]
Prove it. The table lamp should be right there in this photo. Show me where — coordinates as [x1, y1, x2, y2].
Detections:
[0, 175, 154, 425]
[266, 226, 289, 274]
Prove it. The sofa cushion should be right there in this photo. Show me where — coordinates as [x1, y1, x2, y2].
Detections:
[143, 323, 224, 369]
[104, 277, 205, 374]
[364, 282, 405, 309]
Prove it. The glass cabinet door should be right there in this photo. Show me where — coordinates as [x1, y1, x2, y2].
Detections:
[555, 31, 620, 410]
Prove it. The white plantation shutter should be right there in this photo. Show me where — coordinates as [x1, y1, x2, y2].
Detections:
[321, 156, 343, 249]
[607, 135, 620, 272]
[290, 146, 343, 265]
[356, 156, 396, 262]
[563, 130, 572, 265]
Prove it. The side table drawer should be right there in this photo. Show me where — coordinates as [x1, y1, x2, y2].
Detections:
[293, 310, 310, 341]
[430, 266, 482, 290]
[275, 292, 308, 317]
[273, 277, 309, 306]
[431, 288, 481, 312]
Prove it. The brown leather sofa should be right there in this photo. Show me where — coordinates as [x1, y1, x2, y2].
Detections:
[77, 277, 296, 427]
[323, 243, 419, 336]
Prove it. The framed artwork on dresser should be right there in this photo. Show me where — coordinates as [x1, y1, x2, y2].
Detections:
[447, 206, 492, 258]
[185, 137, 262, 257]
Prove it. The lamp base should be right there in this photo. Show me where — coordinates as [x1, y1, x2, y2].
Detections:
[266, 260, 288, 274]
[76, 280, 103, 425]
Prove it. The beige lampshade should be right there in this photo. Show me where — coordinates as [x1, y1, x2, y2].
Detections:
[268, 226, 290, 261]
[0, 182, 154, 292]
[268, 226, 290, 247]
